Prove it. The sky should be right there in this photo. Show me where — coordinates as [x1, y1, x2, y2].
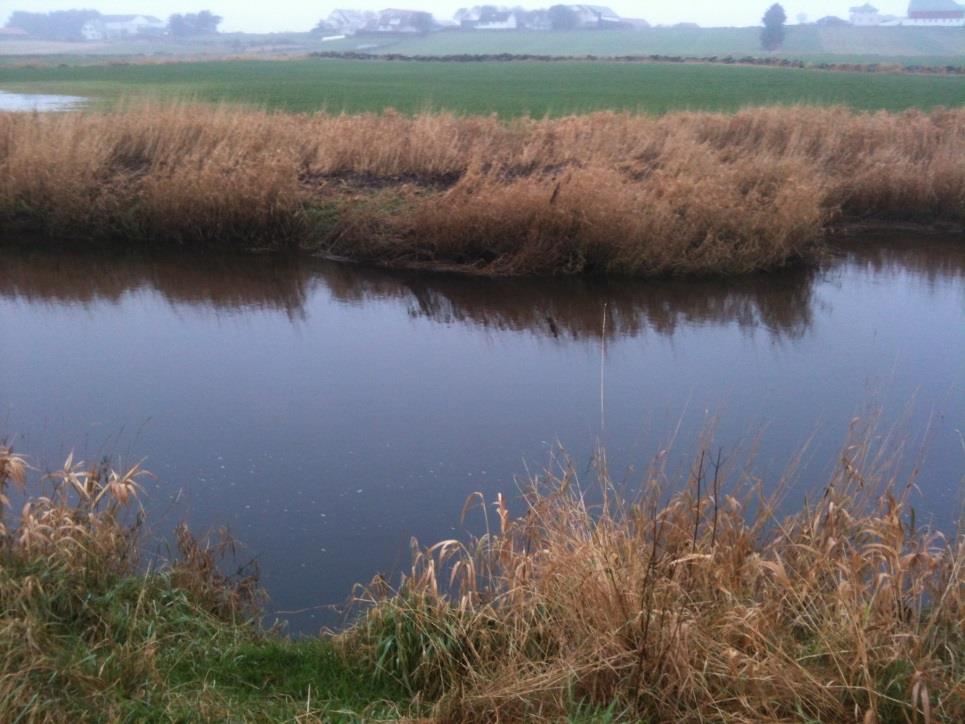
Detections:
[3, 2, 916, 33]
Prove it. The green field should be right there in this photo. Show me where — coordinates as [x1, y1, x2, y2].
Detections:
[1, 58, 964, 116]
[345, 26, 965, 66]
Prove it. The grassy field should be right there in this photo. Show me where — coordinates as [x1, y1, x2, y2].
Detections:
[350, 26, 965, 66]
[2, 58, 965, 115]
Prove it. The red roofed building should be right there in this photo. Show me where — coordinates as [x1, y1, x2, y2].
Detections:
[905, 0, 965, 24]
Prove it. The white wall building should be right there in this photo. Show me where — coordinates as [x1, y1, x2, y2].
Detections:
[81, 15, 165, 41]
[327, 10, 377, 34]
[849, 3, 882, 24]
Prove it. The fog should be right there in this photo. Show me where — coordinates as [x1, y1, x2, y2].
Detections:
[4, 2, 914, 34]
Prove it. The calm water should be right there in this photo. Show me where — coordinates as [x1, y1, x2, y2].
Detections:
[1, 238, 963, 632]
[0, 90, 85, 111]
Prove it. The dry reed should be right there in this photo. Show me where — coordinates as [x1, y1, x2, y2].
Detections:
[0, 445, 262, 719]
[342, 420, 965, 722]
[0, 103, 962, 275]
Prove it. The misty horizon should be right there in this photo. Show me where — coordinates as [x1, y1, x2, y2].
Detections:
[4, 2, 923, 34]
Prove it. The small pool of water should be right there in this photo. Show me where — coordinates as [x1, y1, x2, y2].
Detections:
[0, 90, 85, 111]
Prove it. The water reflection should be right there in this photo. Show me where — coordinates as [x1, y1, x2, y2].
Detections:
[0, 249, 824, 340]
[3, 237, 961, 342]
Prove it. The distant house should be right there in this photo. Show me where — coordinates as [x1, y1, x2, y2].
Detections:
[849, 4, 882, 25]
[326, 9, 377, 34]
[363, 9, 435, 34]
[904, 0, 965, 25]
[569, 5, 624, 29]
[456, 7, 519, 30]
[81, 15, 165, 41]
[518, 9, 552, 30]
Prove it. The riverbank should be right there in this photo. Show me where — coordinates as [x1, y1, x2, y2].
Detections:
[2, 425, 962, 722]
[1, 103, 962, 276]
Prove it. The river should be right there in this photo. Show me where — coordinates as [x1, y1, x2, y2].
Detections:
[1, 236, 962, 632]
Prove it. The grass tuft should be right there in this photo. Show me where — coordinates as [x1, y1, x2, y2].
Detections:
[341, 422, 965, 722]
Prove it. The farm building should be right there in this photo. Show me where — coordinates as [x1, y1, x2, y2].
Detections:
[362, 9, 436, 34]
[568, 5, 625, 29]
[81, 15, 165, 41]
[455, 7, 519, 30]
[905, 0, 965, 25]
[326, 10, 377, 34]
[849, 4, 882, 24]
[848, 0, 964, 25]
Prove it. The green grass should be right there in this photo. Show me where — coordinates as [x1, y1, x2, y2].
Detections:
[355, 26, 965, 66]
[2, 57, 964, 116]
[0, 564, 409, 721]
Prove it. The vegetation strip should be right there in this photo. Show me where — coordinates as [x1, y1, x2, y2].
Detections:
[309, 50, 965, 76]
[2, 417, 962, 721]
[1, 103, 962, 276]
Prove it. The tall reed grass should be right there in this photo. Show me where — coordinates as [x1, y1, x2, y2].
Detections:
[0, 445, 267, 719]
[1, 103, 962, 275]
[342, 421, 965, 722]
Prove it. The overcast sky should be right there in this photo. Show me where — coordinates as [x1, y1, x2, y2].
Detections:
[4, 2, 914, 33]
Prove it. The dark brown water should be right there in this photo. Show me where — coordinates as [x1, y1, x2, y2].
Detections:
[1, 237, 963, 632]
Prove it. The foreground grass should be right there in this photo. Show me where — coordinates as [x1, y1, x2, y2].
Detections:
[1, 103, 962, 276]
[2, 58, 965, 115]
[0, 452, 409, 721]
[2, 418, 963, 722]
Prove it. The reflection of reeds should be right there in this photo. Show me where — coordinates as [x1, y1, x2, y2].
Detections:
[1, 104, 961, 275]
[343, 420, 965, 722]
[0, 248, 819, 339]
[0, 250, 316, 317]
[3, 238, 963, 340]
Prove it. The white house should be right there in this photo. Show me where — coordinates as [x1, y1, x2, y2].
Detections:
[849, 3, 882, 24]
[363, 9, 435, 34]
[903, 0, 965, 25]
[326, 9, 377, 34]
[569, 5, 624, 28]
[455, 7, 519, 30]
[81, 15, 165, 41]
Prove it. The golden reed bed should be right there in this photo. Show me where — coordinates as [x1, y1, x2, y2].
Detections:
[1, 103, 962, 275]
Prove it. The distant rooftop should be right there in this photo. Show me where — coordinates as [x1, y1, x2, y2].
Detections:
[908, 0, 965, 11]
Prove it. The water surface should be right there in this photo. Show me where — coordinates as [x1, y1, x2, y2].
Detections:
[1, 237, 962, 631]
[0, 90, 85, 111]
